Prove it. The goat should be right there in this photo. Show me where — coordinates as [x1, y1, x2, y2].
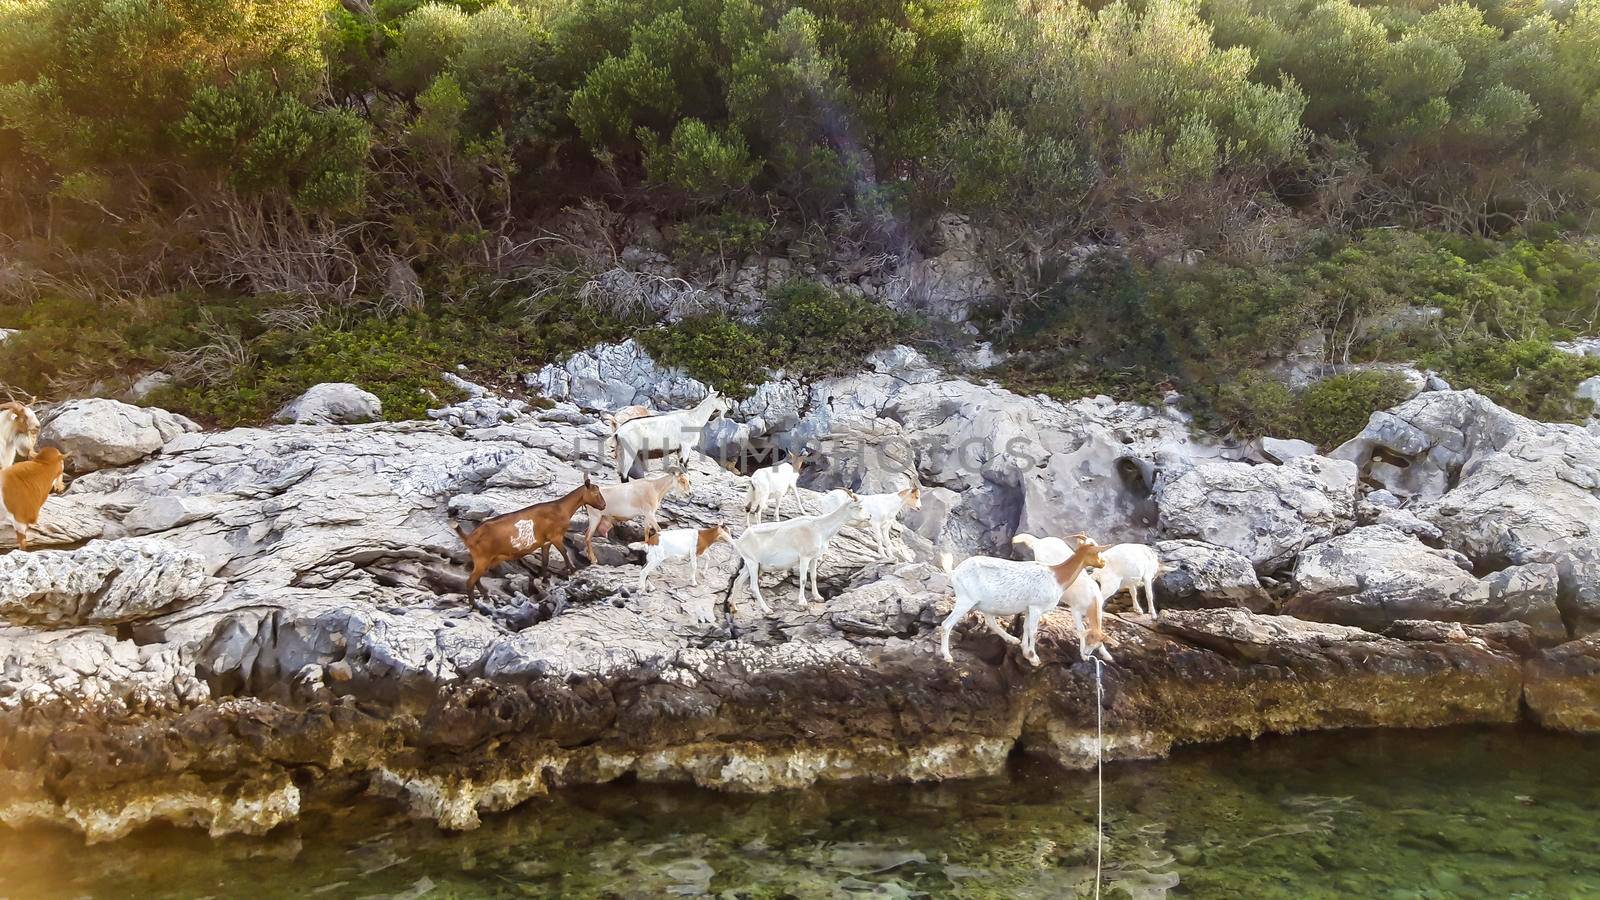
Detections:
[453, 476, 606, 596]
[0, 401, 40, 469]
[814, 480, 922, 560]
[1090, 543, 1162, 618]
[631, 525, 733, 596]
[603, 404, 654, 459]
[729, 497, 863, 613]
[939, 539, 1109, 666]
[2, 446, 67, 551]
[745, 455, 809, 524]
[614, 390, 729, 480]
[1013, 533, 1162, 618]
[584, 470, 691, 559]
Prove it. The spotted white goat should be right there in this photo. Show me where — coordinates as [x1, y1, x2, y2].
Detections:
[730, 497, 863, 612]
[940, 539, 1110, 666]
[1013, 532, 1162, 618]
[584, 471, 691, 559]
[745, 455, 809, 524]
[815, 484, 922, 560]
[0, 401, 40, 469]
[631, 525, 733, 597]
[613, 391, 729, 480]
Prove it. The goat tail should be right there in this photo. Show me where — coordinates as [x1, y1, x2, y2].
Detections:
[452, 521, 469, 545]
[627, 541, 649, 552]
[939, 551, 954, 574]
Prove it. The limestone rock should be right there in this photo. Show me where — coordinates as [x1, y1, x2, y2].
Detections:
[1152, 539, 1270, 612]
[274, 383, 382, 425]
[529, 338, 711, 412]
[1253, 436, 1317, 463]
[0, 538, 218, 626]
[1155, 455, 1358, 571]
[1329, 390, 1526, 501]
[1336, 392, 1600, 634]
[1285, 526, 1565, 642]
[38, 399, 198, 472]
[901, 215, 1000, 322]
[123, 372, 174, 403]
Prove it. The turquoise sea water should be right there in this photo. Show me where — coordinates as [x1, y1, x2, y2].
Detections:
[2, 726, 1598, 898]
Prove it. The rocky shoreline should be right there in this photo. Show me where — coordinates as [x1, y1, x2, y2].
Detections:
[3, 347, 1599, 842]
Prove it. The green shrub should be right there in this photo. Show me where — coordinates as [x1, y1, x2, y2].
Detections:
[636, 314, 771, 397]
[1203, 369, 1299, 439]
[758, 280, 911, 377]
[1422, 337, 1600, 423]
[668, 210, 772, 266]
[643, 119, 761, 205]
[1296, 369, 1415, 448]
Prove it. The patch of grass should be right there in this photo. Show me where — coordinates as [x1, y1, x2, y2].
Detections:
[1, 288, 635, 425]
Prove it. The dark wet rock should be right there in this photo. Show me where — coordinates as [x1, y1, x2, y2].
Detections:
[1525, 634, 1600, 732]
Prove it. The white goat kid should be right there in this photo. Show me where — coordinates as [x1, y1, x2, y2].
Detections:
[745, 455, 809, 524]
[939, 540, 1109, 666]
[614, 391, 730, 480]
[0, 401, 40, 469]
[813, 483, 922, 560]
[585, 471, 691, 559]
[730, 498, 863, 613]
[1013, 532, 1162, 618]
[631, 525, 733, 596]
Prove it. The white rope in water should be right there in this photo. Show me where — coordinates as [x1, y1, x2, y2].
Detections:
[1094, 655, 1105, 900]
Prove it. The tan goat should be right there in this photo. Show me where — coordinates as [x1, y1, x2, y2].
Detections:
[583, 470, 691, 559]
[3, 446, 67, 551]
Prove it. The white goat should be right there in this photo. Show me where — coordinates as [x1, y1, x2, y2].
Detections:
[631, 525, 733, 598]
[745, 455, 809, 524]
[1013, 533, 1162, 618]
[614, 391, 729, 480]
[940, 540, 1110, 666]
[816, 484, 922, 560]
[0, 401, 40, 469]
[585, 471, 691, 559]
[730, 498, 863, 612]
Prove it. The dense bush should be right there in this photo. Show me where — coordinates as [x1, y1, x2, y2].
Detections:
[1296, 370, 1417, 448]
[2, 0, 1599, 428]
[759, 280, 912, 376]
[636, 314, 772, 396]
[998, 229, 1600, 440]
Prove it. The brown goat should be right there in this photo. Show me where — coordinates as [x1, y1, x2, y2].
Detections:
[3, 446, 67, 551]
[454, 476, 607, 596]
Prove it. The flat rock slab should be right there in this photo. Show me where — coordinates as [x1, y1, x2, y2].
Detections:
[1286, 525, 1566, 643]
[0, 538, 218, 626]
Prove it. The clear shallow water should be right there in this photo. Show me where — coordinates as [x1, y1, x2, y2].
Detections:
[3, 726, 1599, 899]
